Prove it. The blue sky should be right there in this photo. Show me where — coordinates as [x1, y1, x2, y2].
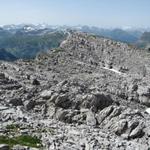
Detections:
[0, 0, 149, 27]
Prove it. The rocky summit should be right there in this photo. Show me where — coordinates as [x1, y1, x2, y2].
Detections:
[0, 32, 150, 150]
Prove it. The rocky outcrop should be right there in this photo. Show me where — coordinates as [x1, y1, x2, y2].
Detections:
[96, 106, 145, 139]
[138, 86, 150, 106]
[0, 144, 9, 150]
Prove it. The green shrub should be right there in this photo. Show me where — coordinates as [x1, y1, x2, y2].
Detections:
[6, 124, 20, 130]
[0, 135, 42, 148]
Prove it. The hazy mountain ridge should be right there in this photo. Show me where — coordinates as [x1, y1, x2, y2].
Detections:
[77, 26, 142, 43]
[136, 32, 150, 49]
[0, 24, 149, 61]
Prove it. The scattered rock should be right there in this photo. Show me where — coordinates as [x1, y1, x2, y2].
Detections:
[0, 144, 9, 150]
[114, 119, 128, 136]
[9, 98, 23, 106]
[138, 86, 150, 106]
[86, 111, 97, 126]
[12, 145, 28, 150]
[96, 106, 114, 124]
[55, 94, 70, 109]
[41, 90, 52, 99]
[32, 78, 40, 85]
[129, 124, 145, 139]
[24, 100, 35, 110]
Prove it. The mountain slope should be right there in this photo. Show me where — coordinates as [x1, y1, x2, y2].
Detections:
[0, 48, 17, 61]
[0, 27, 67, 60]
[136, 32, 150, 49]
[0, 32, 150, 149]
[80, 26, 141, 43]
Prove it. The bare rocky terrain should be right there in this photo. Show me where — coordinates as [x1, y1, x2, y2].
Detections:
[0, 32, 150, 150]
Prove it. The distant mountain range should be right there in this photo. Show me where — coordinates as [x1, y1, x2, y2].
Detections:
[76, 26, 142, 43]
[0, 25, 67, 60]
[0, 24, 149, 61]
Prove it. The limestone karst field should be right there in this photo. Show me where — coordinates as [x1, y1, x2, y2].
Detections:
[0, 32, 150, 149]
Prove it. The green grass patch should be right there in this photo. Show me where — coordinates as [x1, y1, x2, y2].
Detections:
[36, 127, 55, 135]
[5, 124, 20, 134]
[6, 124, 20, 130]
[0, 135, 42, 148]
[53, 47, 64, 53]
[89, 34, 97, 39]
